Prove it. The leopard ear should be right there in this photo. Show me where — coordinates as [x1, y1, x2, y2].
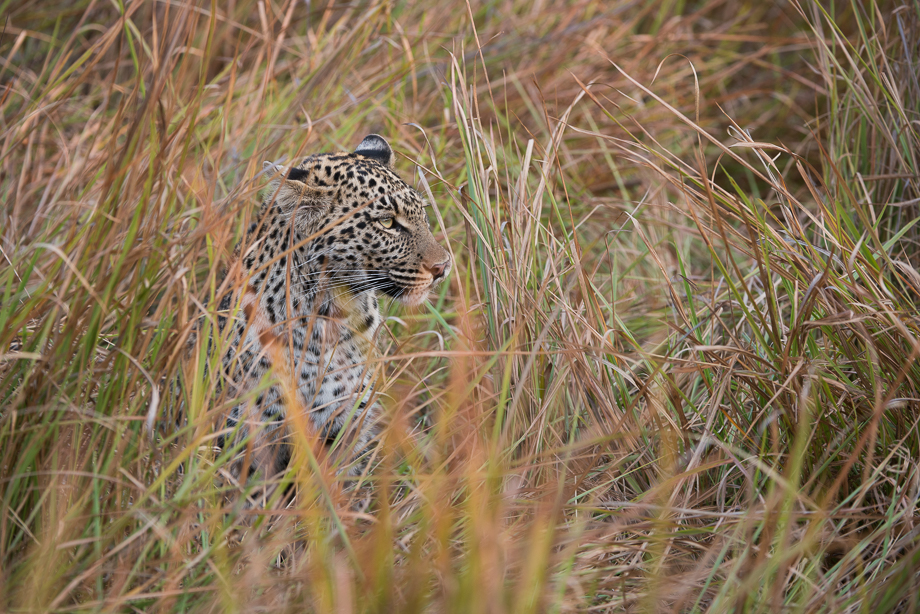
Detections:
[263, 161, 310, 184]
[263, 160, 286, 176]
[262, 162, 330, 215]
[354, 134, 394, 168]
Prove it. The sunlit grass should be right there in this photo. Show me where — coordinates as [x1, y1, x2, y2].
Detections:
[1, 0, 918, 611]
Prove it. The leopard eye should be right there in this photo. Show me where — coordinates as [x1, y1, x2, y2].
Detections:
[378, 217, 395, 229]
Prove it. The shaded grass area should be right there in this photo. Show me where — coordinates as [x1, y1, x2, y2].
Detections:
[1, 0, 918, 611]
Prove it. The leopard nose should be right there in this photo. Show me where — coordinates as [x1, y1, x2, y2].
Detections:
[427, 259, 450, 281]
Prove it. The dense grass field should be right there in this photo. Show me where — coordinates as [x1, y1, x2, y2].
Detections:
[2, 0, 919, 611]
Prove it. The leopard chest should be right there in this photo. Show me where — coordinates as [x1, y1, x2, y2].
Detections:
[227, 275, 381, 429]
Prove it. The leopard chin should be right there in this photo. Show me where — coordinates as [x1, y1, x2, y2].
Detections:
[380, 279, 436, 306]
[396, 288, 432, 307]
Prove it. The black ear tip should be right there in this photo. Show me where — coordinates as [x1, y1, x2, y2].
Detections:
[354, 134, 394, 167]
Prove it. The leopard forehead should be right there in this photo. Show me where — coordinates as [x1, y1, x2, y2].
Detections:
[293, 152, 428, 219]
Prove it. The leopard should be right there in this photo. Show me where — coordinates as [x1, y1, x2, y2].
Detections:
[212, 134, 451, 484]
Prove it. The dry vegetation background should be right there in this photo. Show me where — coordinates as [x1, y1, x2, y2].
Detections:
[1, 0, 919, 611]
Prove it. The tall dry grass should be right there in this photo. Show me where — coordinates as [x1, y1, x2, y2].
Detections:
[1, 0, 918, 611]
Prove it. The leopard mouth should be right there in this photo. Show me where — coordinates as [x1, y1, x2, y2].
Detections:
[379, 278, 434, 306]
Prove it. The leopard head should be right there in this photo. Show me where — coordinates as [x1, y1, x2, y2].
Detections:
[262, 135, 451, 307]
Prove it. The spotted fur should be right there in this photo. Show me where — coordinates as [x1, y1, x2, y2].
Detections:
[216, 135, 451, 478]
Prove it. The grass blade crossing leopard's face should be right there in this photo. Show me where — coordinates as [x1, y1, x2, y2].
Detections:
[219, 135, 450, 481]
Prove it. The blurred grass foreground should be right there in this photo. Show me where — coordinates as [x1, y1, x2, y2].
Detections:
[1, 0, 919, 611]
